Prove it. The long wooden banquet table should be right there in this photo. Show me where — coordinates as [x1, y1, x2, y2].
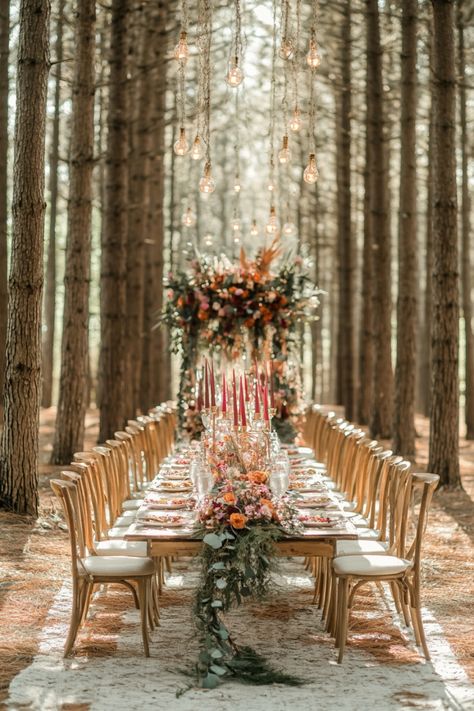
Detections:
[124, 446, 358, 561]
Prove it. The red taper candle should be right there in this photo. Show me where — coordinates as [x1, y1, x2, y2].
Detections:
[232, 370, 238, 427]
[197, 375, 203, 412]
[204, 361, 210, 409]
[263, 383, 269, 422]
[239, 376, 247, 428]
[269, 361, 275, 408]
[221, 372, 227, 414]
[244, 373, 250, 402]
[210, 360, 216, 407]
[254, 377, 261, 416]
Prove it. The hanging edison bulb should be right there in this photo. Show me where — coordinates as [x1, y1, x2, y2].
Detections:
[303, 153, 319, 184]
[225, 56, 243, 87]
[306, 38, 321, 69]
[231, 216, 241, 232]
[278, 135, 291, 164]
[289, 108, 302, 132]
[174, 31, 189, 64]
[182, 207, 196, 227]
[199, 161, 216, 194]
[279, 37, 295, 60]
[204, 233, 213, 247]
[282, 222, 296, 237]
[265, 206, 279, 235]
[234, 178, 241, 193]
[250, 219, 259, 237]
[191, 135, 204, 160]
[174, 127, 189, 156]
[268, 182, 275, 192]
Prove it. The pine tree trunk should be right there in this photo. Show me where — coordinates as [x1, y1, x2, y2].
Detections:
[336, 0, 354, 420]
[41, 0, 64, 408]
[457, 1, 474, 439]
[357, 105, 374, 425]
[140, 0, 167, 411]
[51, 0, 95, 464]
[0, 0, 50, 515]
[0, 0, 8, 415]
[98, 0, 129, 441]
[428, 0, 460, 488]
[393, 0, 418, 457]
[418, 77, 434, 419]
[126, 5, 153, 414]
[367, 0, 393, 439]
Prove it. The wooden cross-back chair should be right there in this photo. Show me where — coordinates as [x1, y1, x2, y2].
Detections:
[51, 478, 155, 657]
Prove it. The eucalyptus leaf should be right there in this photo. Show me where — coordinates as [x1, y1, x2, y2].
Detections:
[211, 648, 223, 659]
[215, 578, 227, 589]
[202, 673, 220, 689]
[203, 533, 223, 549]
[218, 626, 229, 640]
[211, 600, 223, 608]
[210, 664, 227, 676]
[210, 561, 225, 571]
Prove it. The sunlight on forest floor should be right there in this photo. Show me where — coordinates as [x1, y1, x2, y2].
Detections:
[0, 409, 473, 706]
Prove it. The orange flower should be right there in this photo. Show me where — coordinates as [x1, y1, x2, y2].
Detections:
[260, 498, 274, 509]
[198, 310, 209, 321]
[244, 317, 255, 328]
[247, 470, 268, 484]
[229, 513, 247, 529]
[223, 492, 236, 505]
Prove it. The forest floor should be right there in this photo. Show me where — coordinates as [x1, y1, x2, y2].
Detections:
[0, 409, 473, 710]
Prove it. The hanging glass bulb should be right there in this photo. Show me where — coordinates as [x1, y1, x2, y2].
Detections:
[268, 182, 275, 192]
[279, 37, 295, 60]
[234, 179, 241, 193]
[199, 161, 216, 194]
[306, 38, 321, 69]
[225, 56, 243, 87]
[231, 217, 241, 232]
[191, 135, 204, 160]
[174, 127, 189, 156]
[303, 153, 319, 184]
[250, 219, 259, 237]
[282, 221, 296, 237]
[174, 31, 189, 64]
[278, 135, 291, 164]
[265, 206, 279, 235]
[204, 233, 213, 247]
[182, 207, 196, 227]
[289, 108, 302, 132]
[233, 234, 241, 245]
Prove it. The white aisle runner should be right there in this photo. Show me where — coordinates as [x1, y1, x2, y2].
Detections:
[6, 559, 474, 711]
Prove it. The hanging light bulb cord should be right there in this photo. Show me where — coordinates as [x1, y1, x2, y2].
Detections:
[292, 0, 302, 111]
[307, 0, 319, 153]
[202, 0, 212, 163]
[268, 0, 278, 196]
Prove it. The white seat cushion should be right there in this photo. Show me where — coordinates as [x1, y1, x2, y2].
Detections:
[122, 499, 143, 511]
[80, 555, 154, 577]
[107, 526, 131, 539]
[95, 539, 148, 557]
[115, 513, 137, 526]
[333, 554, 412, 577]
[336, 540, 388, 556]
[354, 527, 380, 540]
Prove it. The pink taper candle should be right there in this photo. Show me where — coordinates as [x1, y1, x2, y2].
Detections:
[210, 360, 216, 407]
[204, 361, 210, 409]
[244, 373, 250, 402]
[197, 375, 203, 412]
[254, 378, 261, 416]
[239, 376, 247, 428]
[232, 370, 238, 427]
[263, 383, 269, 422]
[269, 361, 275, 408]
[221, 372, 227, 414]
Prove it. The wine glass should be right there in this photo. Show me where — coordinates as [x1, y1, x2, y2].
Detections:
[270, 454, 290, 498]
[196, 467, 214, 502]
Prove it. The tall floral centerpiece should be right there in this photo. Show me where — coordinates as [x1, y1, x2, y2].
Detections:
[163, 240, 320, 438]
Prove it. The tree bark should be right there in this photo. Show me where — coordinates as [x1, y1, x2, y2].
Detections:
[41, 0, 64, 408]
[393, 0, 418, 457]
[457, 0, 474, 439]
[0, 0, 50, 515]
[428, 0, 460, 488]
[336, 0, 354, 420]
[357, 95, 374, 425]
[367, 0, 393, 439]
[126, 4, 153, 414]
[98, 0, 129, 441]
[51, 0, 96, 464]
[0, 0, 9, 413]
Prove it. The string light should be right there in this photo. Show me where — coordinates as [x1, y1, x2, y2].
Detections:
[303, 153, 319, 184]
[182, 207, 196, 227]
[231, 216, 241, 232]
[234, 179, 241, 193]
[199, 161, 216, 194]
[306, 38, 321, 68]
[289, 107, 302, 132]
[282, 221, 296, 236]
[174, 31, 189, 64]
[278, 135, 291, 164]
[250, 220, 259, 237]
[265, 206, 279, 235]
[174, 127, 189, 156]
[225, 56, 243, 87]
[279, 0, 294, 60]
[191, 135, 204, 160]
